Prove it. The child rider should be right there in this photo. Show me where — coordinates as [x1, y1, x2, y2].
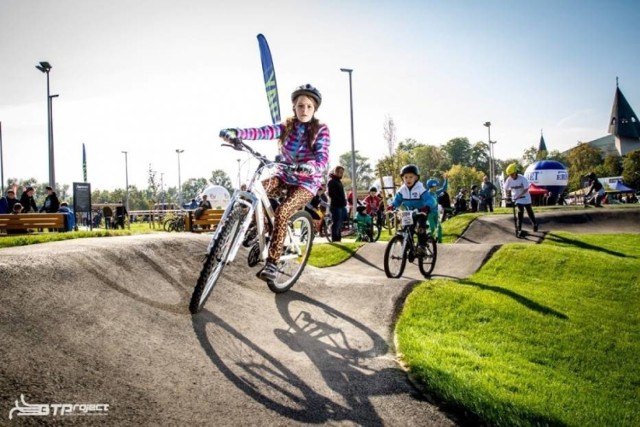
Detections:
[425, 174, 448, 243]
[387, 164, 430, 254]
[220, 84, 330, 283]
[503, 163, 539, 234]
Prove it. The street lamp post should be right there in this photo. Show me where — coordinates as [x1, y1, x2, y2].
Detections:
[121, 151, 129, 212]
[340, 68, 357, 217]
[36, 61, 56, 189]
[484, 121, 495, 184]
[176, 149, 184, 207]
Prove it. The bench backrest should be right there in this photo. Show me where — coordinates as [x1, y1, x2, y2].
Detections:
[192, 209, 225, 224]
[0, 213, 67, 230]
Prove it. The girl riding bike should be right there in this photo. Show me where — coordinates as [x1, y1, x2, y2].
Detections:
[220, 84, 330, 282]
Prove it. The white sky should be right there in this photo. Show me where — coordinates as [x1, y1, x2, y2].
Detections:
[1, 0, 639, 191]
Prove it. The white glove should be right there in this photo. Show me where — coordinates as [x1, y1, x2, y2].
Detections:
[219, 128, 238, 142]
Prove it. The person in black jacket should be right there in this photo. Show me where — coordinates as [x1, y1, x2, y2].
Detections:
[584, 172, 605, 207]
[19, 187, 38, 213]
[0, 189, 19, 214]
[40, 186, 60, 213]
[327, 166, 347, 242]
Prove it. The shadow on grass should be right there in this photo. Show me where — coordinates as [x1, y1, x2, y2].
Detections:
[459, 279, 569, 320]
[545, 232, 631, 258]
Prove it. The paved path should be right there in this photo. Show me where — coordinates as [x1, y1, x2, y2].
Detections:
[1, 207, 638, 425]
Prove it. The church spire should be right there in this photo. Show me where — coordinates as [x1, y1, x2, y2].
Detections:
[538, 129, 547, 152]
[608, 79, 640, 139]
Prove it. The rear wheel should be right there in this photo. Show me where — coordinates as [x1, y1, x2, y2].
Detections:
[267, 210, 314, 294]
[384, 235, 407, 278]
[418, 236, 437, 277]
[189, 207, 245, 313]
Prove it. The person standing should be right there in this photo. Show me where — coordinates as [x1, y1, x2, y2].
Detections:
[503, 163, 539, 234]
[220, 84, 330, 282]
[327, 166, 347, 242]
[481, 175, 497, 212]
[40, 186, 60, 213]
[19, 187, 38, 213]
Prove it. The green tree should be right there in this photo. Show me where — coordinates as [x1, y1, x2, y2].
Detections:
[209, 170, 234, 194]
[446, 165, 485, 195]
[565, 143, 602, 190]
[338, 150, 374, 191]
[147, 164, 159, 202]
[182, 178, 209, 202]
[621, 149, 640, 190]
[471, 141, 490, 174]
[441, 137, 472, 168]
[598, 154, 623, 177]
[522, 146, 538, 167]
[413, 145, 445, 180]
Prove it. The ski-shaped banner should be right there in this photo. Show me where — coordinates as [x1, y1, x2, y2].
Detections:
[257, 34, 280, 124]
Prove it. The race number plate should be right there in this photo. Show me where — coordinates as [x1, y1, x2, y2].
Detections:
[400, 210, 413, 226]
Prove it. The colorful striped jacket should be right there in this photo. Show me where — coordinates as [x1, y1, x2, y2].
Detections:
[236, 121, 330, 194]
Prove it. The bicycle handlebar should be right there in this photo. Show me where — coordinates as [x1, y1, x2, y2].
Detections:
[221, 137, 305, 174]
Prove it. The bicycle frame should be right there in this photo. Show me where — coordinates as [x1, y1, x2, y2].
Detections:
[205, 149, 303, 266]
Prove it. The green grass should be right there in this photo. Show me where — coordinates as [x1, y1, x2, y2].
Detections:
[0, 223, 158, 248]
[308, 241, 364, 268]
[396, 233, 640, 426]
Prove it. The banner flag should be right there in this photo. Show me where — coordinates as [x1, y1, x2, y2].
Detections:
[82, 143, 87, 182]
[257, 34, 281, 124]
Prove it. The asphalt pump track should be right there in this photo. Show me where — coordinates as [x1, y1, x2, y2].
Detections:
[1, 208, 638, 425]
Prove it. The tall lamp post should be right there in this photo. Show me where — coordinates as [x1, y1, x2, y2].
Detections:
[237, 158, 241, 189]
[121, 151, 129, 212]
[36, 61, 56, 189]
[483, 121, 494, 182]
[176, 149, 184, 207]
[340, 68, 357, 217]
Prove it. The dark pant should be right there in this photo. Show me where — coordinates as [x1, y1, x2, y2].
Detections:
[330, 206, 347, 242]
[516, 204, 537, 229]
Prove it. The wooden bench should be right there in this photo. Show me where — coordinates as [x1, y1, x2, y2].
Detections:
[0, 213, 68, 235]
[186, 209, 225, 232]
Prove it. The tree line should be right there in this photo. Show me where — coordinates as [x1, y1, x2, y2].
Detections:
[5, 118, 640, 208]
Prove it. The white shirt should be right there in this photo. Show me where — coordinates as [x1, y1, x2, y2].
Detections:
[503, 175, 532, 205]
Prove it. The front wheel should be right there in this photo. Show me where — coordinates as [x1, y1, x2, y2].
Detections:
[418, 236, 437, 277]
[267, 210, 314, 294]
[189, 207, 244, 314]
[384, 235, 407, 278]
[371, 221, 382, 242]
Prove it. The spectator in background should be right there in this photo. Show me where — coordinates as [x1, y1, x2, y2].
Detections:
[0, 189, 19, 214]
[469, 184, 480, 212]
[363, 187, 382, 223]
[40, 186, 60, 213]
[480, 175, 497, 212]
[327, 166, 347, 242]
[58, 202, 75, 232]
[7, 203, 25, 235]
[19, 187, 38, 213]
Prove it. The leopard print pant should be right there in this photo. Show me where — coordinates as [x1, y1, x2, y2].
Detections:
[262, 177, 313, 264]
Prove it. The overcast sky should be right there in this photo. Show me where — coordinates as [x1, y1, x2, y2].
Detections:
[1, 0, 639, 192]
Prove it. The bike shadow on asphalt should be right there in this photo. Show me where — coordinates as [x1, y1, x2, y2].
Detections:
[191, 290, 460, 425]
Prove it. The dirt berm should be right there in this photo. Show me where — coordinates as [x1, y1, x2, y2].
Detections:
[1, 207, 638, 426]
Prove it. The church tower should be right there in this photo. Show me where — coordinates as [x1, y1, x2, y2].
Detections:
[608, 78, 640, 155]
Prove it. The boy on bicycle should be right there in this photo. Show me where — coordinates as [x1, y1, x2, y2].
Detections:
[354, 205, 373, 241]
[387, 164, 430, 254]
